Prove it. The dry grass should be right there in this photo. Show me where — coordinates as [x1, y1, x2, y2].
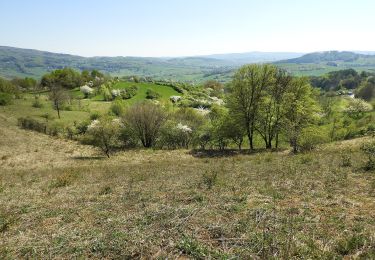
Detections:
[1, 115, 375, 258]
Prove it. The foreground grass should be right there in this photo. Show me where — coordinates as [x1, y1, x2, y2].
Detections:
[0, 116, 375, 258]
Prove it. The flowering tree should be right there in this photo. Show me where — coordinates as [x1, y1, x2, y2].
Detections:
[86, 117, 122, 157]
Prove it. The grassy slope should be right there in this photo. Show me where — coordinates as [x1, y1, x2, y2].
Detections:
[1, 81, 179, 128]
[1, 114, 375, 258]
[110, 81, 180, 104]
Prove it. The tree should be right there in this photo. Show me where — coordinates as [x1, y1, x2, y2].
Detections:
[123, 102, 166, 148]
[255, 69, 292, 149]
[11, 77, 37, 90]
[49, 85, 68, 119]
[356, 81, 375, 101]
[41, 68, 81, 90]
[282, 77, 319, 153]
[345, 98, 373, 119]
[0, 77, 18, 94]
[227, 64, 276, 150]
[204, 80, 224, 97]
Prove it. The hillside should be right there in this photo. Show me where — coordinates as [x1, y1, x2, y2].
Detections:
[0, 46, 235, 82]
[3, 47, 375, 81]
[276, 51, 375, 76]
[1, 113, 375, 258]
[201, 51, 304, 63]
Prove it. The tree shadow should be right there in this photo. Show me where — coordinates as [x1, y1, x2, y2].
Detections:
[71, 156, 106, 160]
[189, 148, 288, 158]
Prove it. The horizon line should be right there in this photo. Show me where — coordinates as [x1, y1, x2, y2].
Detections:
[1, 45, 375, 59]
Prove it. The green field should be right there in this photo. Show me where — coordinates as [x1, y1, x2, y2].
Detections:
[111, 81, 180, 104]
[0, 81, 181, 128]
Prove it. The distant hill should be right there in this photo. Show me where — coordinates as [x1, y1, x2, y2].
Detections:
[2, 46, 375, 80]
[276, 51, 369, 64]
[0, 46, 236, 81]
[0, 46, 304, 81]
[275, 51, 375, 76]
[201, 52, 304, 64]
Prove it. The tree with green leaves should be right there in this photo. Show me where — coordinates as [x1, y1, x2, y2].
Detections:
[255, 69, 292, 149]
[282, 77, 320, 153]
[227, 64, 276, 150]
[41, 68, 82, 90]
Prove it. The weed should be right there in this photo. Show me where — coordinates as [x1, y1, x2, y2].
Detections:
[201, 170, 218, 189]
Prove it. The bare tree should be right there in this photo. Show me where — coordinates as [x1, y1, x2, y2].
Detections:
[49, 85, 68, 119]
[123, 102, 166, 148]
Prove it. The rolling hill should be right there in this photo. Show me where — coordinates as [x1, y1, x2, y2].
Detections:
[276, 51, 375, 76]
[2, 46, 375, 81]
[0, 46, 303, 81]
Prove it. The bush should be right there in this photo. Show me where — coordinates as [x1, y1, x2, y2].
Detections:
[123, 102, 166, 147]
[32, 97, 43, 108]
[90, 112, 101, 121]
[75, 120, 90, 135]
[341, 153, 352, 167]
[17, 117, 65, 137]
[18, 117, 47, 133]
[159, 121, 193, 149]
[110, 99, 125, 116]
[146, 89, 161, 100]
[298, 127, 329, 152]
[100, 85, 112, 101]
[47, 122, 65, 136]
[80, 85, 94, 98]
[85, 117, 122, 157]
[0, 93, 13, 106]
[360, 140, 375, 171]
[122, 85, 138, 99]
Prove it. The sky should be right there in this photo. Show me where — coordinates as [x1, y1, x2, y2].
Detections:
[0, 0, 374, 57]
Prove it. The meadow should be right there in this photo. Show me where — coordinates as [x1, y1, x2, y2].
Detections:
[1, 111, 375, 258]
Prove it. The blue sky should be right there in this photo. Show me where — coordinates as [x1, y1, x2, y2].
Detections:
[0, 0, 374, 57]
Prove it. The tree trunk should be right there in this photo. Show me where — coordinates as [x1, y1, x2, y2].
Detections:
[56, 101, 61, 119]
[275, 133, 279, 149]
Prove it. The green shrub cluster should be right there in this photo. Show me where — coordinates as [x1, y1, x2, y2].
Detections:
[0, 93, 13, 106]
[17, 117, 65, 137]
[146, 89, 161, 99]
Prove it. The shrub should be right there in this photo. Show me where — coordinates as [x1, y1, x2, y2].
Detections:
[47, 122, 65, 136]
[75, 120, 90, 135]
[32, 96, 43, 108]
[80, 85, 94, 98]
[90, 112, 101, 120]
[193, 124, 213, 150]
[100, 85, 112, 101]
[159, 121, 193, 149]
[119, 126, 138, 148]
[123, 102, 166, 147]
[110, 99, 125, 116]
[298, 127, 329, 152]
[341, 154, 352, 167]
[345, 99, 373, 119]
[0, 93, 13, 106]
[146, 89, 161, 100]
[360, 140, 375, 171]
[201, 170, 218, 189]
[18, 117, 47, 134]
[50, 171, 78, 188]
[85, 117, 122, 157]
[122, 85, 138, 99]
